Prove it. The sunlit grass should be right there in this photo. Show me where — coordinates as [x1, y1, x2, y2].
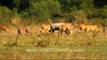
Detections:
[0, 31, 107, 59]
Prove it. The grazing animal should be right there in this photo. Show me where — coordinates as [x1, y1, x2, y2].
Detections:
[89, 25, 103, 34]
[40, 24, 50, 33]
[59, 23, 74, 35]
[49, 23, 65, 33]
[86, 25, 97, 32]
[0, 25, 10, 32]
[86, 25, 103, 33]
[17, 26, 26, 35]
[17, 26, 37, 36]
[95, 27, 103, 33]
[48, 19, 77, 35]
[26, 26, 37, 35]
[79, 24, 87, 33]
[47, 19, 65, 33]
[79, 24, 103, 34]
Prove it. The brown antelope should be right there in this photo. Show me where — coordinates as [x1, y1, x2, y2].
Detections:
[79, 24, 87, 33]
[0, 25, 10, 32]
[26, 26, 37, 35]
[88, 25, 103, 34]
[40, 24, 51, 33]
[17, 26, 37, 35]
[48, 19, 78, 35]
[59, 23, 75, 35]
[95, 27, 103, 33]
[79, 24, 103, 34]
[17, 26, 26, 35]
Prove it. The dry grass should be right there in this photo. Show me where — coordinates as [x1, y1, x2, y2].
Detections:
[0, 26, 107, 60]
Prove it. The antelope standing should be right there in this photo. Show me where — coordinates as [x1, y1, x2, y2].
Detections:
[59, 23, 74, 35]
[40, 24, 50, 33]
[0, 25, 10, 32]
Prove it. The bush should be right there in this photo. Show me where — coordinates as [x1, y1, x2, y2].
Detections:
[0, 6, 13, 25]
[25, 0, 61, 19]
[70, 10, 88, 23]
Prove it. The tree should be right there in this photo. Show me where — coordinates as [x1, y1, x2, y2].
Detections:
[102, 5, 107, 18]
[25, 0, 61, 19]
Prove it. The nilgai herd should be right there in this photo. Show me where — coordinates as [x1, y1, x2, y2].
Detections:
[0, 19, 106, 36]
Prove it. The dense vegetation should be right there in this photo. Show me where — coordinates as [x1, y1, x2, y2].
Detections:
[0, 0, 107, 25]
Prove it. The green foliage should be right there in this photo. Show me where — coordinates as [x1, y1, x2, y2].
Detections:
[80, 0, 95, 18]
[13, 0, 20, 10]
[0, 6, 12, 25]
[26, 0, 61, 19]
[0, 6, 12, 17]
[102, 5, 107, 18]
[59, 0, 81, 12]
[0, 0, 107, 24]
[70, 10, 88, 23]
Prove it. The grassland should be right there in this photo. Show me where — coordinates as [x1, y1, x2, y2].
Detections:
[0, 26, 107, 60]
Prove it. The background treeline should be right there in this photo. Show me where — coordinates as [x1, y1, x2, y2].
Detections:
[0, 0, 107, 26]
